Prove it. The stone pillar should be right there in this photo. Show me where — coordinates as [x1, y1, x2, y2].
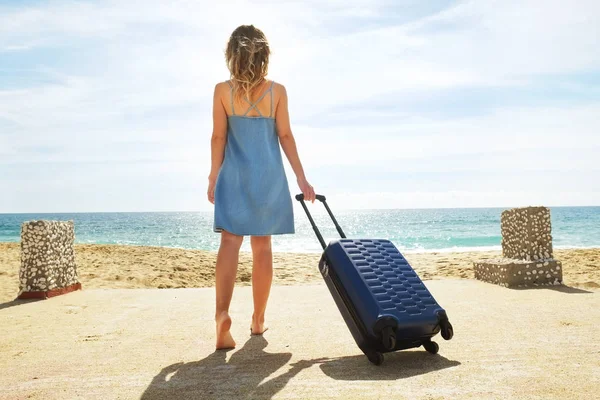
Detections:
[501, 206, 553, 261]
[18, 220, 81, 299]
[474, 207, 562, 288]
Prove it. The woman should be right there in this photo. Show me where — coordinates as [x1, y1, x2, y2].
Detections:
[207, 25, 316, 350]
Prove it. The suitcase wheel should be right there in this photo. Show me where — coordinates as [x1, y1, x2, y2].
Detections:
[381, 326, 396, 351]
[423, 341, 439, 355]
[441, 320, 454, 340]
[366, 351, 384, 366]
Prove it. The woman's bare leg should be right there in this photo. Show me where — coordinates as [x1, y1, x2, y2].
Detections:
[215, 231, 243, 349]
[250, 235, 272, 335]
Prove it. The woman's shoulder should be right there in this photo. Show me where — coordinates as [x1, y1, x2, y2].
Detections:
[214, 80, 232, 90]
[269, 80, 287, 96]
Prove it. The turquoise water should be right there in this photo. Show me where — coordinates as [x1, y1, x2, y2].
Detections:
[0, 207, 598, 253]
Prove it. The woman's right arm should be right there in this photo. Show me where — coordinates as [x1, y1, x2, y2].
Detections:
[274, 84, 316, 202]
[207, 83, 228, 204]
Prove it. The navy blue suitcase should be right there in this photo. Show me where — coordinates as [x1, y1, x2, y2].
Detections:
[296, 194, 454, 365]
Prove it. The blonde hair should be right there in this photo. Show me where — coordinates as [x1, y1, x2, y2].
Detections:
[225, 25, 270, 103]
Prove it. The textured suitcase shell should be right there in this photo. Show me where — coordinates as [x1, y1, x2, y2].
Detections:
[294, 193, 453, 364]
[322, 238, 450, 355]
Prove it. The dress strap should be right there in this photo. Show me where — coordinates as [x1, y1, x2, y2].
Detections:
[242, 100, 263, 117]
[269, 80, 275, 118]
[226, 80, 235, 115]
[241, 82, 273, 117]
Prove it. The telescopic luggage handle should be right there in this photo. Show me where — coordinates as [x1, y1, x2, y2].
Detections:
[295, 193, 346, 250]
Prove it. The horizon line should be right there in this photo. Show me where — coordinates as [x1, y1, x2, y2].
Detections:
[1, 204, 599, 215]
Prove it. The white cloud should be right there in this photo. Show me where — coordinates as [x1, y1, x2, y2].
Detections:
[294, 104, 600, 168]
[333, 190, 600, 210]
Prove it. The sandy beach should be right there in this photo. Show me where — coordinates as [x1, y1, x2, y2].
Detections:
[1, 242, 599, 302]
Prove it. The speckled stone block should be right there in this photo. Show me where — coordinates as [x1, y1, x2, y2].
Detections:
[501, 207, 553, 261]
[474, 259, 563, 288]
[475, 206, 563, 288]
[18, 220, 81, 299]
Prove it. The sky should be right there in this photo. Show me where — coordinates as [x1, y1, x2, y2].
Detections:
[0, 0, 599, 213]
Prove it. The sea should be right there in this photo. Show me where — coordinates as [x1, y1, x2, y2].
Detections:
[0, 207, 598, 254]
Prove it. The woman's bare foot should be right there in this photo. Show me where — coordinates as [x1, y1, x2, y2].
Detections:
[250, 313, 268, 335]
[216, 312, 235, 350]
